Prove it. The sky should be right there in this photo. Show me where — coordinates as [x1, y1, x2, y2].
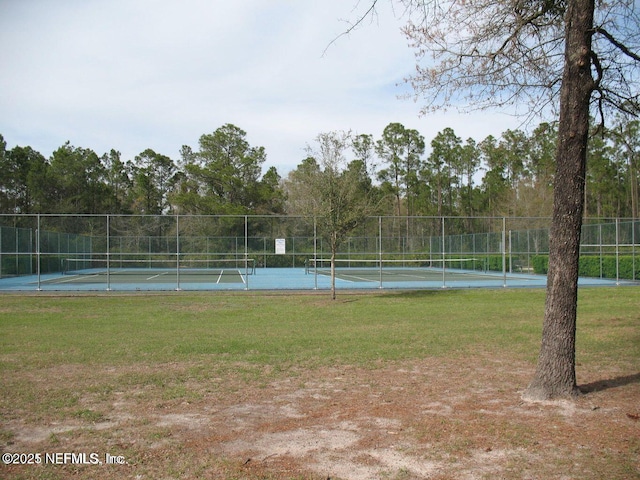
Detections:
[0, 0, 525, 176]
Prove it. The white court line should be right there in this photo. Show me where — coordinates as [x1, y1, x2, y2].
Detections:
[396, 273, 430, 279]
[48, 274, 100, 284]
[333, 273, 375, 283]
[146, 272, 169, 280]
[214, 269, 246, 284]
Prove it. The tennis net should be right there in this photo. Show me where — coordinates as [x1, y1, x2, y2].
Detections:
[305, 257, 482, 277]
[62, 256, 256, 276]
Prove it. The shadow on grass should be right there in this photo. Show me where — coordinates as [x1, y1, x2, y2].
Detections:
[378, 289, 456, 299]
[579, 373, 640, 393]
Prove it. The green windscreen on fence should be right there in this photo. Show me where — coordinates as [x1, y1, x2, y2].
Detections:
[0, 225, 33, 276]
[0, 217, 93, 277]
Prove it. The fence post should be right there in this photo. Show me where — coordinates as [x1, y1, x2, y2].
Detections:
[599, 224, 603, 278]
[615, 218, 620, 286]
[176, 214, 181, 291]
[29, 227, 33, 277]
[314, 217, 318, 290]
[442, 216, 446, 289]
[106, 215, 111, 291]
[35, 215, 41, 290]
[509, 230, 513, 273]
[244, 215, 249, 290]
[634, 219, 637, 281]
[502, 217, 507, 288]
[378, 216, 383, 289]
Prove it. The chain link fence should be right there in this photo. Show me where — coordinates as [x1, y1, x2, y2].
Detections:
[1, 214, 638, 285]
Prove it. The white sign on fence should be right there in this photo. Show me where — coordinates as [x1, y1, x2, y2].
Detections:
[275, 238, 286, 255]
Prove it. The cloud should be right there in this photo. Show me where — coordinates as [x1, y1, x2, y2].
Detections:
[0, 0, 522, 175]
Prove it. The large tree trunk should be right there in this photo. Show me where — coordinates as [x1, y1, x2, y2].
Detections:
[523, 0, 595, 401]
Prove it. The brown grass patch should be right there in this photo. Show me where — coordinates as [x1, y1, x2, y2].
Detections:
[2, 353, 639, 479]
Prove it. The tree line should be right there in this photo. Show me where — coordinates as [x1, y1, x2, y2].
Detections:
[1, 118, 638, 219]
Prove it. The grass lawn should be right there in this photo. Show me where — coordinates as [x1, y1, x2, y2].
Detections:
[1, 288, 639, 479]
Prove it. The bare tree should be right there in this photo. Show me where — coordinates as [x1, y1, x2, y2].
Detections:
[339, 0, 639, 399]
[286, 131, 376, 300]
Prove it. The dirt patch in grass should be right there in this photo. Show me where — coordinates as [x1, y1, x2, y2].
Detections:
[2, 355, 639, 479]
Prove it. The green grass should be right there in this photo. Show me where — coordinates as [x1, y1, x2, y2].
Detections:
[0, 288, 638, 479]
[1, 288, 637, 371]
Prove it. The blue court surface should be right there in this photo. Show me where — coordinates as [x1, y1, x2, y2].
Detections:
[0, 266, 634, 292]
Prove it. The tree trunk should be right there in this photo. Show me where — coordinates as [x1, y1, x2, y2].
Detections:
[523, 0, 595, 401]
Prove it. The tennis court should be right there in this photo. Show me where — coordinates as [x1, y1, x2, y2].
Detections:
[0, 261, 631, 292]
[307, 257, 515, 283]
[0, 214, 638, 292]
[36, 268, 248, 288]
[22, 257, 258, 291]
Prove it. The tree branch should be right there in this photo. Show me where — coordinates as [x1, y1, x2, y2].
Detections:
[590, 50, 603, 89]
[322, 0, 379, 57]
[592, 26, 640, 63]
[492, 3, 560, 61]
